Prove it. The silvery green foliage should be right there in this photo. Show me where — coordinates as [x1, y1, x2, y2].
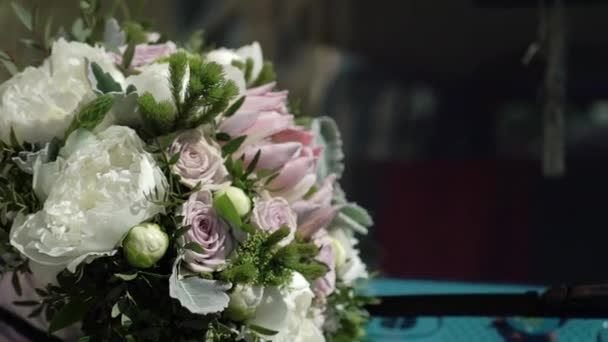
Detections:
[333, 203, 373, 234]
[312, 117, 344, 180]
[169, 260, 231, 315]
[103, 18, 126, 51]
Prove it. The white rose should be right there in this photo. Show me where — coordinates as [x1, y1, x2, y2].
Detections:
[329, 227, 368, 284]
[248, 272, 324, 342]
[10, 126, 166, 283]
[206, 41, 262, 89]
[0, 38, 123, 144]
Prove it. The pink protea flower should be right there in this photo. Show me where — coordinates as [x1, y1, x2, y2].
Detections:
[218, 82, 322, 203]
[293, 175, 341, 239]
[313, 231, 337, 297]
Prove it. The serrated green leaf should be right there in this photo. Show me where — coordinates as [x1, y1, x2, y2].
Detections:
[88, 61, 123, 94]
[64, 94, 115, 140]
[222, 135, 246, 156]
[114, 272, 138, 281]
[48, 296, 95, 333]
[223, 96, 245, 118]
[213, 194, 242, 228]
[11, 2, 32, 31]
[249, 324, 279, 336]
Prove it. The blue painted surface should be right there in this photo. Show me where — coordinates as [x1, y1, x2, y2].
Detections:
[365, 278, 604, 341]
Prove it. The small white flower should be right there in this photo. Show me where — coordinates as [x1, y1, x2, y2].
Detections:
[0, 38, 123, 144]
[330, 227, 368, 284]
[10, 126, 166, 283]
[206, 41, 263, 89]
[247, 272, 325, 342]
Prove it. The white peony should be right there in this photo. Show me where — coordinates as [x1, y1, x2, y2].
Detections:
[330, 227, 368, 284]
[248, 272, 325, 342]
[0, 38, 123, 144]
[10, 126, 166, 283]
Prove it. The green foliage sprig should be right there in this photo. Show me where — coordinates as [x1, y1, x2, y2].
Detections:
[219, 227, 328, 286]
[325, 285, 378, 342]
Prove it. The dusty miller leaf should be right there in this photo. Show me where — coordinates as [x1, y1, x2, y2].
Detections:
[312, 117, 345, 180]
[169, 260, 230, 315]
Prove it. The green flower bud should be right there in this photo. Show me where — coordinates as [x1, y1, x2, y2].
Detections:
[216, 186, 251, 216]
[225, 284, 264, 321]
[123, 223, 169, 269]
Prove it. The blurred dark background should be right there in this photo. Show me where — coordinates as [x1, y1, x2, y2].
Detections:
[3, 0, 608, 285]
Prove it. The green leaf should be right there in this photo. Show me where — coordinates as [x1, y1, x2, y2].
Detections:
[11, 2, 32, 31]
[213, 194, 242, 228]
[64, 94, 115, 140]
[223, 96, 245, 118]
[48, 296, 96, 333]
[169, 52, 188, 109]
[168, 153, 180, 165]
[114, 272, 138, 281]
[88, 61, 123, 94]
[245, 149, 261, 176]
[169, 261, 230, 315]
[78, 337, 91, 342]
[249, 324, 279, 336]
[183, 241, 205, 254]
[122, 42, 135, 69]
[173, 225, 191, 239]
[215, 132, 231, 142]
[222, 135, 246, 156]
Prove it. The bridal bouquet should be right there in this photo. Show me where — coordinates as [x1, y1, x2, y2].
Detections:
[0, 2, 374, 341]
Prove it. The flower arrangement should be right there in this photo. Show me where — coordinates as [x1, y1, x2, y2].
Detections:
[0, 1, 375, 341]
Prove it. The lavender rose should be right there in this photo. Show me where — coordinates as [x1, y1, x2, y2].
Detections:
[180, 190, 234, 273]
[170, 130, 228, 188]
[251, 195, 297, 245]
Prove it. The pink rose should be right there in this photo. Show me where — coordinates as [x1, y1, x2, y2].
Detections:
[169, 130, 228, 188]
[294, 175, 341, 239]
[251, 196, 298, 245]
[112, 42, 177, 69]
[180, 191, 234, 273]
